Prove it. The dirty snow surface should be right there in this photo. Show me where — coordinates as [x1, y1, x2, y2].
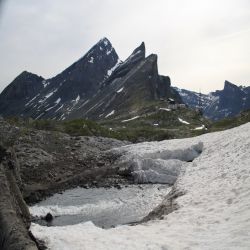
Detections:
[31, 123, 250, 250]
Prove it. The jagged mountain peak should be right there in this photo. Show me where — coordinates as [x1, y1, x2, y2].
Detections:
[97, 37, 112, 46]
[0, 38, 180, 121]
[131, 42, 145, 56]
[224, 80, 236, 87]
[19, 70, 32, 76]
[103, 42, 146, 85]
[176, 80, 250, 121]
[223, 80, 240, 91]
[124, 42, 146, 62]
[15, 70, 43, 80]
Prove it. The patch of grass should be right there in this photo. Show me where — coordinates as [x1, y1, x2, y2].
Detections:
[6, 108, 249, 143]
[62, 119, 114, 137]
[210, 109, 250, 131]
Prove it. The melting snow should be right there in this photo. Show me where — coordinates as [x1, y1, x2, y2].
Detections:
[45, 106, 55, 112]
[25, 94, 40, 107]
[42, 80, 50, 88]
[178, 117, 190, 125]
[122, 116, 140, 123]
[55, 98, 61, 104]
[88, 57, 94, 63]
[159, 108, 171, 112]
[74, 95, 80, 103]
[106, 48, 113, 55]
[194, 125, 206, 130]
[117, 87, 124, 93]
[55, 104, 64, 112]
[79, 99, 89, 109]
[105, 110, 115, 118]
[38, 89, 58, 103]
[104, 40, 108, 46]
[35, 112, 45, 120]
[107, 59, 122, 77]
[31, 123, 250, 249]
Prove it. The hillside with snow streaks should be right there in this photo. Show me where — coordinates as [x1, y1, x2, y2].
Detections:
[175, 81, 250, 120]
[31, 122, 250, 250]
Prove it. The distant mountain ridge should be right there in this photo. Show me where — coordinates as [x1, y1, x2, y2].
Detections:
[0, 38, 181, 120]
[175, 80, 250, 120]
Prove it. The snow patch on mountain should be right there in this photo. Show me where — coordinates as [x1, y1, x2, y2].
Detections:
[107, 59, 122, 77]
[55, 104, 64, 113]
[88, 57, 94, 63]
[42, 80, 50, 88]
[55, 98, 61, 104]
[193, 125, 206, 130]
[159, 108, 171, 112]
[121, 116, 140, 123]
[105, 110, 115, 118]
[117, 87, 124, 93]
[73, 95, 80, 104]
[25, 94, 40, 107]
[178, 117, 190, 125]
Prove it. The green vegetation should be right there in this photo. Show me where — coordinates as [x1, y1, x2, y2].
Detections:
[5, 106, 209, 142]
[6, 109, 249, 143]
[210, 109, 250, 131]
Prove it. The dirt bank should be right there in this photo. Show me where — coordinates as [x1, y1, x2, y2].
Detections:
[0, 146, 38, 250]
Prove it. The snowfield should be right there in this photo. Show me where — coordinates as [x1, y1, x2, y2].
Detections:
[31, 123, 250, 250]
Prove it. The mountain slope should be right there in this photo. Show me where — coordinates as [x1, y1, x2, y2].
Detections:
[175, 81, 250, 120]
[22, 38, 120, 120]
[0, 71, 44, 117]
[0, 38, 181, 121]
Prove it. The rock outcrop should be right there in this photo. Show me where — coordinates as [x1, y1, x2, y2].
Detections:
[0, 71, 44, 117]
[0, 118, 130, 249]
[0, 146, 38, 250]
[204, 81, 250, 120]
[176, 80, 250, 120]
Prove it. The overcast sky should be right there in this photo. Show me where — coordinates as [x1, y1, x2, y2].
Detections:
[0, 0, 250, 93]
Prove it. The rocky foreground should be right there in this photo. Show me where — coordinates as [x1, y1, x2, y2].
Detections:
[0, 115, 203, 249]
[0, 118, 130, 249]
[2, 117, 249, 249]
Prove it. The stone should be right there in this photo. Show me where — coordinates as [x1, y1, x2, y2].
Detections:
[44, 213, 53, 222]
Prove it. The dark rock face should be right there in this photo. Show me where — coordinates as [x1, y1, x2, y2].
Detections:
[47, 37, 119, 100]
[176, 81, 250, 120]
[104, 42, 145, 85]
[0, 38, 181, 121]
[0, 71, 44, 117]
[67, 53, 181, 120]
[205, 81, 250, 120]
[0, 146, 38, 250]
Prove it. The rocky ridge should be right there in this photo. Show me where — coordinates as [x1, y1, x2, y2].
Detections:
[176, 80, 250, 120]
[0, 38, 180, 121]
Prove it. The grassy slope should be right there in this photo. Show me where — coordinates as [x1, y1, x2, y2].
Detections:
[210, 109, 250, 132]
[6, 109, 249, 143]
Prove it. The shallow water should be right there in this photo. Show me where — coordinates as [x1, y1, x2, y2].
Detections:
[30, 184, 170, 228]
